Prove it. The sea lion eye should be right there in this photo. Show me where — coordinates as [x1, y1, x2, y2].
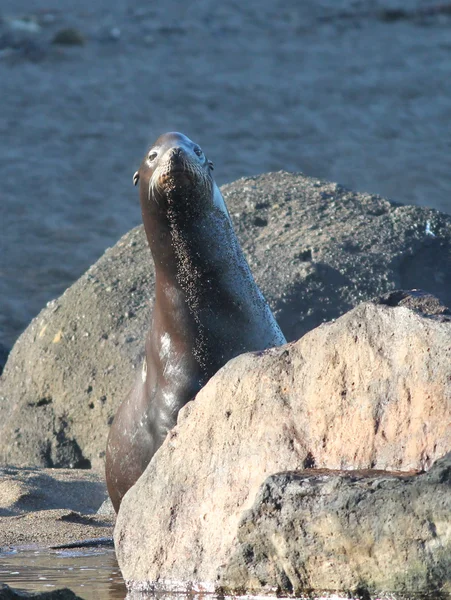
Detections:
[148, 151, 157, 161]
[193, 146, 203, 157]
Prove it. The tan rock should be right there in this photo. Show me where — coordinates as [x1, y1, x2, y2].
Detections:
[115, 294, 451, 591]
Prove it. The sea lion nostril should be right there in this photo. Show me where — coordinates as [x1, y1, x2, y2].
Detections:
[168, 147, 184, 163]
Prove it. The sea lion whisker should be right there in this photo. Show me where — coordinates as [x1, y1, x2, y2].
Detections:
[148, 176, 157, 206]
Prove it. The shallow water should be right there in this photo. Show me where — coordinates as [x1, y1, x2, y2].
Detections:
[0, 547, 447, 600]
[0, 547, 126, 599]
[1, 0, 451, 352]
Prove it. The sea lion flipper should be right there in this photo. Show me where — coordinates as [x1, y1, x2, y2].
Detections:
[133, 171, 140, 186]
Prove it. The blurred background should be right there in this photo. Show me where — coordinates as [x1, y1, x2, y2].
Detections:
[1, 0, 450, 356]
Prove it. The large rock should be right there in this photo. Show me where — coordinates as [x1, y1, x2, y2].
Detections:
[1, 172, 450, 469]
[221, 453, 451, 598]
[114, 292, 451, 591]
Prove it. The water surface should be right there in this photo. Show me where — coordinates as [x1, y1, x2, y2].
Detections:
[1, 0, 451, 351]
[0, 547, 126, 599]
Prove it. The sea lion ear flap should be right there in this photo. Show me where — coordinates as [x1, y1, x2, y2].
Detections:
[133, 171, 140, 186]
[208, 160, 214, 171]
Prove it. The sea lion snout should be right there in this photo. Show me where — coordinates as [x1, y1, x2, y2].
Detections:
[158, 145, 201, 184]
[156, 140, 210, 192]
[165, 146, 188, 169]
[168, 147, 183, 159]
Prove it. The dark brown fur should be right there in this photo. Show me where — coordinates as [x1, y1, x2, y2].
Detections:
[105, 132, 286, 512]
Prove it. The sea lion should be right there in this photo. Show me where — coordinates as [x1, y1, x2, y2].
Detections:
[105, 132, 286, 512]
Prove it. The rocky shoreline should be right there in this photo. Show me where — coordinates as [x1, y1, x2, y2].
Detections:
[0, 172, 450, 599]
[1, 171, 450, 472]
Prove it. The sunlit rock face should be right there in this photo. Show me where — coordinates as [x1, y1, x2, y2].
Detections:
[115, 291, 451, 597]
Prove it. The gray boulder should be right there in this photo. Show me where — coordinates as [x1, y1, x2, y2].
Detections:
[1, 172, 450, 469]
[221, 453, 451, 598]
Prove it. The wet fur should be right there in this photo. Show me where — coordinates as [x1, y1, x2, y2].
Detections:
[105, 132, 286, 512]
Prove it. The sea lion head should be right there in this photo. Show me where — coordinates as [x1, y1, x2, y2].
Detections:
[134, 132, 215, 213]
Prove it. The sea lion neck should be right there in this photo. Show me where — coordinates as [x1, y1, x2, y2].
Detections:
[140, 201, 177, 276]
[140, 186, 212, 280]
